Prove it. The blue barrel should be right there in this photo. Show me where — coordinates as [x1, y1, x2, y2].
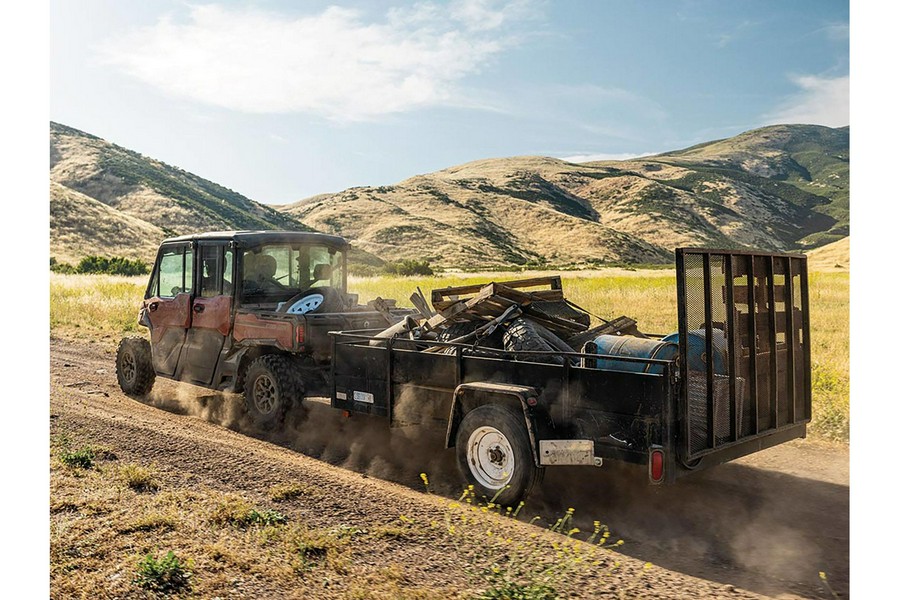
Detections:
[585, 335, 678, 375]
[661, 329, 727, 375]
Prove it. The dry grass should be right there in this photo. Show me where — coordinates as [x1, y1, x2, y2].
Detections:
[49, 435, 455, 598]
[49, 268, 849, 441]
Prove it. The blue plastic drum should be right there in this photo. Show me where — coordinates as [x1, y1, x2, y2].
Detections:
[661, 329, 727, 375]
[586, 335, 678, 375]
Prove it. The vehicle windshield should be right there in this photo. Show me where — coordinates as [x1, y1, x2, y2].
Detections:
[240, 244, 345, 302]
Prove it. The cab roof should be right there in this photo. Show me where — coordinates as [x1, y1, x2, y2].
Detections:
[161, 230, 349, 248]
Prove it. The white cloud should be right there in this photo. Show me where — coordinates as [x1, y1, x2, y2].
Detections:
[98, 2, 534, 121]
[559, 151, 657, 163]
[765, 74, 849, 128]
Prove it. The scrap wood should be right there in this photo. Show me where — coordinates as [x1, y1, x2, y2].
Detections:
[422, 305, 522, 353]
[431, 276, 564, 310]
[426, 279, 589, 339]
[409, 287, 435, 318]
[369, 297, 403, 324]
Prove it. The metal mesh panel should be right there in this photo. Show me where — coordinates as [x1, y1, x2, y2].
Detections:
[678, 249, 810, 460]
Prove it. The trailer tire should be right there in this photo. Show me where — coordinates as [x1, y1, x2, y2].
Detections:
[116, 336, 155, 397]
[243, 355, 304, 430]
[455, 404, 538, 506]
[438, 322, 504, 350]
[503, 318, 573, 365]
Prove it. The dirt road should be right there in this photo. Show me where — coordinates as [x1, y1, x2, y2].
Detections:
[50, 335, 848, 598]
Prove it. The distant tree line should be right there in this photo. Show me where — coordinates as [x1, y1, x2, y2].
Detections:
[381, 259, 434, 276]
[51, 255, 149, 276]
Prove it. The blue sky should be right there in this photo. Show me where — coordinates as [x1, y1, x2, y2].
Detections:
[50, 0, 849, 203]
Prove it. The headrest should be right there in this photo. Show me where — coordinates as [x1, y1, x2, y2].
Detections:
[313, 263, 333, 281]
[257, 255, 277, 278]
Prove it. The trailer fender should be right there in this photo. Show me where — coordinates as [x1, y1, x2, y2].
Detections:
[445, 382, 541, 467]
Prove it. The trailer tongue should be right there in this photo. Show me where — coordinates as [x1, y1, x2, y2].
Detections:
[329, 248, 810, 504]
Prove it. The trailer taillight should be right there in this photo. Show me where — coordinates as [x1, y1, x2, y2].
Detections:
[295, 325, 305, 345]
[649, 448, 664, 483]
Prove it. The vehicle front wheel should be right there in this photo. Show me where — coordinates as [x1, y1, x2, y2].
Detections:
[116, 336, 155, 397]
[243, 355, 304, 429]
[455, 404, 539, 506]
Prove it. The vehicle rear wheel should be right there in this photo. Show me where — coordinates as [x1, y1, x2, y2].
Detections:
[455, 404, 539, 506]
[243, 355, 304, 429]
[116, 336, 155, 397]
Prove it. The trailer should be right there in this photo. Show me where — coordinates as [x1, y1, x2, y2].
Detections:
[116, 234, 811, 505]
[326, 248, 811, 504]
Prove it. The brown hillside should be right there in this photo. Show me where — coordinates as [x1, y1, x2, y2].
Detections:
[49, 122, 307, 256]
[50, 181, 165, 264]
[280, 124, 848, 269]
[807, 236, 849, 272]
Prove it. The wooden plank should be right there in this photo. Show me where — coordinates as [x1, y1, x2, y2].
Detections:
[409, 287, 435, 318]
[430, 276, 563, 304]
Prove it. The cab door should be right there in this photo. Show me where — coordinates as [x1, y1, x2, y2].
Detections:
[144, 243, 194, 377]
[179, 242, 235, 386]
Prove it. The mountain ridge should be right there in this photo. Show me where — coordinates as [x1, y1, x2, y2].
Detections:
[278, 124, 847, 268]
[50, 122, 848, 270]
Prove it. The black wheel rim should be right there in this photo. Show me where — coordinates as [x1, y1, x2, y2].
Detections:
[121, 351, 136, 384]
[253, 374, 278, 414]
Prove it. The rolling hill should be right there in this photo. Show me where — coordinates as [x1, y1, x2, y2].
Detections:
[50, 122, 848, 270]
[49, 122, 310, 264]
[279, 124, 848, 269]
[807, 236, 850, 272]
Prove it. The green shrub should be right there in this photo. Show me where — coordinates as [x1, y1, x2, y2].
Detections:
[133, 551, 192, 594]
[478, 582, 556, 600]
[50, 255, 149, 275]
[50, 257, 76, 274]
[58, 447, 95, 469]
[382, 259, 434, 276]
[76, 255, 149, 276]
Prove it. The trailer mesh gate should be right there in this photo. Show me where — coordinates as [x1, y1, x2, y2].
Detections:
[676, 249, 811, 460]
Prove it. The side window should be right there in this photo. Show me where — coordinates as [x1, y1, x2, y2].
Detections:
[157, 246, 192, 298]
[199, 245, 234, 297]
[200, 245, 222, 297]
[224, 249, 233, 293]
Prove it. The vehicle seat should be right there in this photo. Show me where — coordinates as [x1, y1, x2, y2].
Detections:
[257, 255, 277, 281]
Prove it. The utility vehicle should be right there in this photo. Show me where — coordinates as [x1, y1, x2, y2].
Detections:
[117, 233, 811, 504]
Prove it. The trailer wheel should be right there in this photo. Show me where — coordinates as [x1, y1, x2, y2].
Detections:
[243, 355, 304, 429]
[116, 336, 155, 397]
[455, 404, 538, 506]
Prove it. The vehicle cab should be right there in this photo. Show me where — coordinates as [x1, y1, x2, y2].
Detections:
[136, 231, 375, 394]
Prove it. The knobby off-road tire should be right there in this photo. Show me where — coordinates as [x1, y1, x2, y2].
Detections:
[503, 318, 574, 365]
[116, 336, 155, 397]
[436, 321, 505, 355]
[243, 355, 305, 430]
[455, 404, 540, 506]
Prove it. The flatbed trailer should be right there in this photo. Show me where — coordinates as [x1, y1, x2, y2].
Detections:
[326, 248, 812, 504]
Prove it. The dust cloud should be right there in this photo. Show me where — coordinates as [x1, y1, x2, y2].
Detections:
[145, 383, 844, 596]
[146, 383, 461, 496]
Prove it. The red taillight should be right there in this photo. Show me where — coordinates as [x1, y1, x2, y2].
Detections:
[295, 325, 305, 345]
[650, 449, 664, 483]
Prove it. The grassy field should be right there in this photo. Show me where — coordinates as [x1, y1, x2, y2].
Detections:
[49, 269, 849, 441]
